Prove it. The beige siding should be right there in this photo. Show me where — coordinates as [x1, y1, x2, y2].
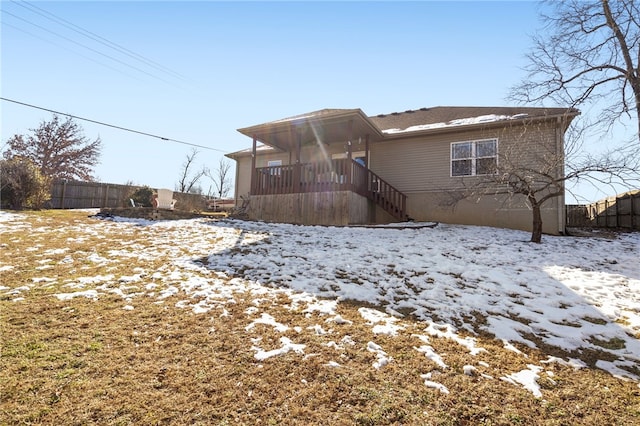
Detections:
[370, 123, 559, 191]
[300, 143, 358, 163]
[233, 151, 293, 201]
[233, 119, 565, 234]
[256, 152, 290, 167]
[234, 156, 252, 201]
[370, 121, 564, 234]
[405, 191, 561, 234]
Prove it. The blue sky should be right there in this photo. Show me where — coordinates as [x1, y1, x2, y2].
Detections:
[0, 1, 619, 202]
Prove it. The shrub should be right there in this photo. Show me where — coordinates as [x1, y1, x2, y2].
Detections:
[0, 157, 52, 210]
[129, 186, 154, 207]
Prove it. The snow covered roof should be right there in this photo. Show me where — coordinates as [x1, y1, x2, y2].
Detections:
[231, 105, 579, 155]
[369, 106, 579, 135]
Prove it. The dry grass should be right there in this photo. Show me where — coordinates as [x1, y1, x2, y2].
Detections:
[1, 210, 639, 425]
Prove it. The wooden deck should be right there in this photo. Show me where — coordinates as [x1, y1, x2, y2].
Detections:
[251, 159, 407, 221]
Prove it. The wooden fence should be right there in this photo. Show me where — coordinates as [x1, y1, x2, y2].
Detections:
[50, 180, 131, 209]
[566, 190, 640, 230]
[49, 180, 207, 211]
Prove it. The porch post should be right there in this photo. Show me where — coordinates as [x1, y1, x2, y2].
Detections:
[364, 133, 370, 169]
[250, 135, 257, 195]
[347, 120, 353, 161]
[294, 127, 302, 193]
[347, 120, 353, 188]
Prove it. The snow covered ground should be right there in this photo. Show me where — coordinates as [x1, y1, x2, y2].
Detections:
[1, 210, 639, 397]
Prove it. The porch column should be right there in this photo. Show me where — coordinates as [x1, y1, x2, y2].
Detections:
[294, 127, 302, 193]
[347, 120, 353, 188]
[364, 133, 370, 169]
[250, 135, 257, 195]
[347, 120, 353, 161]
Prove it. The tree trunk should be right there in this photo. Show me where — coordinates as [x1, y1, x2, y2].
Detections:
[635, 84, 640, 142]
[631, 76, 640, 142]
[529, 196, 543, 243]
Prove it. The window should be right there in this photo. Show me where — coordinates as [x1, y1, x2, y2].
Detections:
[331, 151, 366, 163]
[451, 139, 497, 176]
[267, 160, 282, 176]
[331, 151, 367, 183]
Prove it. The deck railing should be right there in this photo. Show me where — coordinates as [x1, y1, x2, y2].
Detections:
[252, 159, 407, 220]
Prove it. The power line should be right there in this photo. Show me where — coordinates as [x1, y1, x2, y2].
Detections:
[1, 21, 147, 83]
[1, 9, 180, 88]
[10, 0, 188, 82]
[1, 97, 228, 153]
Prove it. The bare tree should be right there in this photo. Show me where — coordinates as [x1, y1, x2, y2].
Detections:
[3, 114, 102, 181]
[452, 120, 639, 243]
[176, 148, 207, 194]
[207, 157, 233, 199]
[511, 0, 640, 143]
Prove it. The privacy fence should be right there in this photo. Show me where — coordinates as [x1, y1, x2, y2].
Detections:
[41, 181, 640, 229]
[566, 190, 640, 230]
[49, 180, 207, 211]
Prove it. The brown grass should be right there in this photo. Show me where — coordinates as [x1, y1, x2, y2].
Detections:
[1, 210, 639, 425]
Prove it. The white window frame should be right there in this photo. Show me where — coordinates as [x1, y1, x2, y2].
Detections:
[331, 151, 367, 183]
[267, 160, 282, 176]
[450, 138, 498, 177]
[331, 151, 366, 162]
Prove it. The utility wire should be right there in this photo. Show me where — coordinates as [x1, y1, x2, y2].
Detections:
[2, 21, 147, 83]
[10, 0, 188, 82]
[1, 97, 228, 153]
[2, 9, 180, 88]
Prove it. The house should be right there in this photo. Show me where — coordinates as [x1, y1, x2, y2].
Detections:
[226, 106, 579, 234]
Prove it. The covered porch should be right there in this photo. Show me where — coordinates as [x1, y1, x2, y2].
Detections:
[252, 158, 407, 222]
[237, 109, 408, 224]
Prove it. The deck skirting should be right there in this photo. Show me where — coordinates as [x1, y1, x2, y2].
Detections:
[248, 191, 376, 226]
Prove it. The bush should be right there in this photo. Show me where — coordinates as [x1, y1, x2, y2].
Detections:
[0, 157, 51, 209]
[130, 186, 154, 207]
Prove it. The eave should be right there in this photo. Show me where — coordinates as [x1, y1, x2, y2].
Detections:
[237, 109, 385, 152]
[378, 110, 580, 141]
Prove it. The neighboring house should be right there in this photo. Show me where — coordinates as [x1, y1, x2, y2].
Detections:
[226, 106, 579, 234]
